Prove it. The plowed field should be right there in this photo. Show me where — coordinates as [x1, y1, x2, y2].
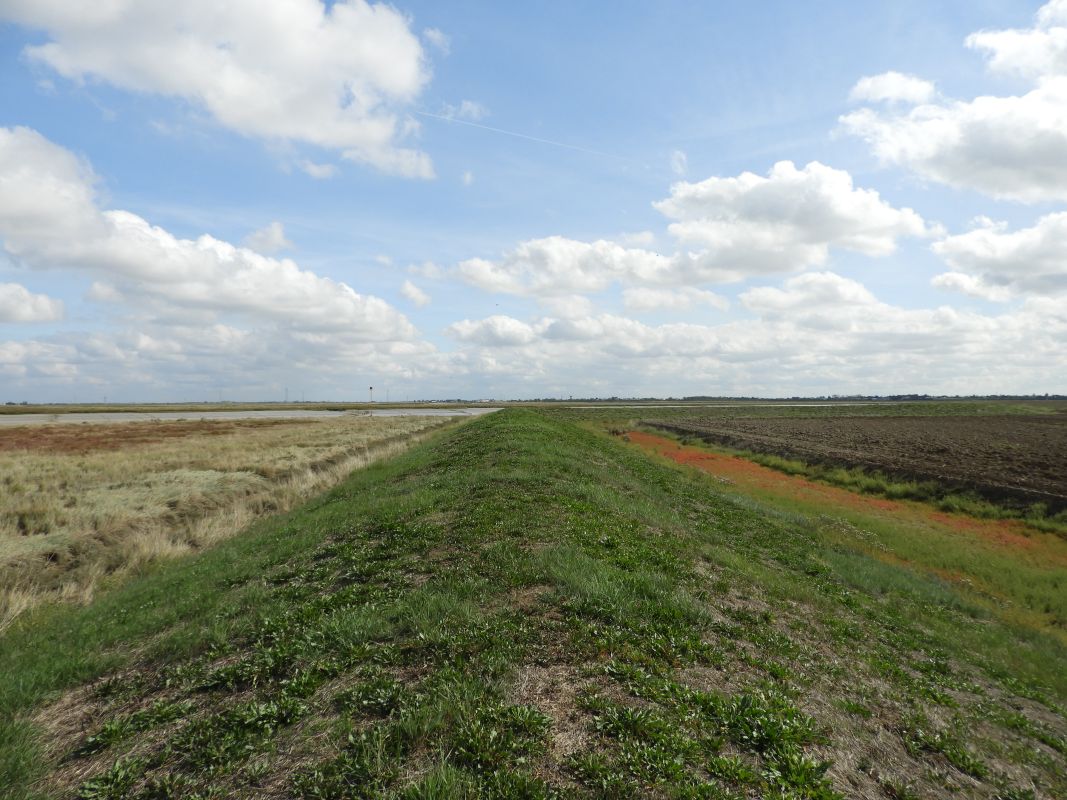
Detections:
[646, 414, 1067, 511]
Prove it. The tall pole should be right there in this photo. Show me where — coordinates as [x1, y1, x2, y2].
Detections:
[369, 386, 374, 403]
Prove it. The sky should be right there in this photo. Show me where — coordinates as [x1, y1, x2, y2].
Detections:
[1, 0, 1065, 402]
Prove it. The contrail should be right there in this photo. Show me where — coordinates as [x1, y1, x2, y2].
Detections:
[415, 110, 640, 164]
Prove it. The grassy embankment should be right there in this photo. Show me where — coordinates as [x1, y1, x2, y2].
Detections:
[621, 429, 1067, 641]
[1, 415, 447, 628]
[1, 409, 1064, 799]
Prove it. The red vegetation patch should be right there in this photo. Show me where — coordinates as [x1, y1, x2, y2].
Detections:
[0, 419, 312, 455]
[927, 512, 1036, 549]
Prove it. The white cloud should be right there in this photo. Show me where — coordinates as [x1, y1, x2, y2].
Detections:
[670, 149, 688, 176]
[457, 161, 930, 297]
[401, 279, 430, 307]
[408, 261, 443, 279]
[542, 295, 594, 318]
[842, 3, 1067, 202]
[446, 315, 538, 346]
[619, 231, 655, 247]
[0, 282, 64, 322]
[932, 211, 1067, 298]
[299, 160, 338, 180]
[2, 0, 435, 177]
[0, 323, 443, 396]
[622, 287, 728, 313]
[742, 272, 878, 313]
[461, 170, 474, 186]
[5, 269, 1066, 397]
[841, 82, 1067, 203]
[931, 272, 1014, 303]
[740, 272, 882, 330]
[423, 27, 450, 55]
[454, 161, 930, 298]
[244, 221, 293, 254]
[965, 0, 1067, 80]
[655, 161, 930, 262]
[433, 273, 1066, 396]
[456, 237, 675, 296]
[0, 126, 415, 341]
[849, 71, 936, 104]
[442, 100, 488, 121]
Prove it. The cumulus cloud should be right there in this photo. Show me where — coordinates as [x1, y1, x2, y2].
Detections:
[400, 279, 430, 307]
[435, 273, 1066, 396]
[0, 282, 64, 322]
[1, 0, 435, 177]
[849, 71, 937, 104]
[740, 272, 884, 331]
[841, 83, 1067, 203]
[0, 126, 415, 341]
[931, 271, 1014, 303]
[655, 160, 931, 265]
[965, 0, 1067, 80]
[457, 161, 930, 297]
[457, 236, 676, 296]
[0, 323, 442, 397]
[932, 212, 1067, 298]
[741, 272, 878, 314]
[841, 2, 1067, 202]
[446, 315, 539, 346]
[5, 270, 1066, 397]
[622, 287, 728, 313]
[244, 221, 292, 254]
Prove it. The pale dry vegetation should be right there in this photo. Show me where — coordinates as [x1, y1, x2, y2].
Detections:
[0, 414, 449, 628]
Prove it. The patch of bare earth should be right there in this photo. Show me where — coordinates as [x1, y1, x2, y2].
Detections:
[0, 419, 308, 455]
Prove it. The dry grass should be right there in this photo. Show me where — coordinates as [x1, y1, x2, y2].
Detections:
[0, 414, 448, 629]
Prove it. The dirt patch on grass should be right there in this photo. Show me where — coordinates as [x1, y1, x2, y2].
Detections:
[509, 584, 552, 614]
[511, 663, 591, 762]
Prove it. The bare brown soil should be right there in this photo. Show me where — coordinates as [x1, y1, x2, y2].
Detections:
[0, 419, 308, 455]
[647, 414, 1067, 512]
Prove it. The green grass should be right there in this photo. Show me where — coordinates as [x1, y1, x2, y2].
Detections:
[1, 409, 1064, 799]
[615, 425, 1067, 638]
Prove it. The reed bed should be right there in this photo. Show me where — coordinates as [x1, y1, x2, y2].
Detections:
[0, 414, 447, 628]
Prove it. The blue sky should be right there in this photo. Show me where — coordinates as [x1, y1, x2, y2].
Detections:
[1, 1, 1065, 401]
